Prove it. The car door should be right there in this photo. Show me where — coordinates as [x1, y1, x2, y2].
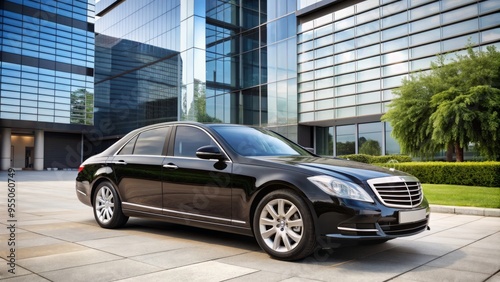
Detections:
[162, 125, 233, 224]
[110, 126, 170, 214]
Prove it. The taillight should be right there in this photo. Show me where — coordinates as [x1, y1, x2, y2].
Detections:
[78, 165, 84, 173]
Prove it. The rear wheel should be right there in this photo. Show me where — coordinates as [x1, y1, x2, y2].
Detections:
[253, 189, 316, 261]
[93, 181, 128, 228]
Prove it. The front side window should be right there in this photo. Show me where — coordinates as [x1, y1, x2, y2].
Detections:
[174, 126, 215, 158]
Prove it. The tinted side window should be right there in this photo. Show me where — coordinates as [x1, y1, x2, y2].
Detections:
[132, 127, 170, 155]
[174, 126, 215, 158]
[118, 135, 138, 155]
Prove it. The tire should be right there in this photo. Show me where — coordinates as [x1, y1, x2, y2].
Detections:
[93, 181, 128, 228]
[253, 189, 316, 261]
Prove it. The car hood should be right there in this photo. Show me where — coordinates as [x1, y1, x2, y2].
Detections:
[249, 156, 410, 183]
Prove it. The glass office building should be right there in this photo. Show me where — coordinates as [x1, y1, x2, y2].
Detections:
[94, 0, 500, 157]
[296, 0, 500, 156]
[0, 0, 95, 170]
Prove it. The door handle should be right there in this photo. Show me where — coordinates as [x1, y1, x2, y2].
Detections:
[114, 160, 127, 165]
[163, 164, 178, 169]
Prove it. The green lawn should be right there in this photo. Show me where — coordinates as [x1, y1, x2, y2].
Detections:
[422, 184, 500, 209]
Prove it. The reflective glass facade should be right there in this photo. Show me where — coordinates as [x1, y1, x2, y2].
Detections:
[94, 0, 181, 136]
[0, 0, 95, 171]
[297, 0, 500, 156]
[1, 0, 95, 125]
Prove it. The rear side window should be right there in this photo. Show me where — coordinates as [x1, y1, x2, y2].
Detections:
[118, 127, 170, 155]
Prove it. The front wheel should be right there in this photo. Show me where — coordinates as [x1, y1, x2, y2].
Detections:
[93, 181, 128, 228]
[253, 189, 316, 261]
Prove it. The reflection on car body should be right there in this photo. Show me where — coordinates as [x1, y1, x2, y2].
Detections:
[76, 122, 430, 260]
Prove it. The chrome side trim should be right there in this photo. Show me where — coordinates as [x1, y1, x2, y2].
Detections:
[123, 202, 163, 212]
[337, 227, 379, 232]
[76, 189, 87, 196]
[124, 202, 245, 224]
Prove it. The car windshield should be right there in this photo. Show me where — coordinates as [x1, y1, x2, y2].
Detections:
[212, 126, 312, 157]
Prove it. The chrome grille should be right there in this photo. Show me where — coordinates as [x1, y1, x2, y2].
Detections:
[367, 176, 423, 208]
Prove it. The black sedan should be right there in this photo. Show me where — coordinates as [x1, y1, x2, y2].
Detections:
[76, 122, 430, 260]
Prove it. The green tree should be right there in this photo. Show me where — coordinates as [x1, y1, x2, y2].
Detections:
[383, 45, 500, 161]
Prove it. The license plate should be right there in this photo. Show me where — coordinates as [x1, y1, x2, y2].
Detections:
[399, 209, 427, 224]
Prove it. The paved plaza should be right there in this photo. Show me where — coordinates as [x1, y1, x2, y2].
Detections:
[0, 171, 499, 281]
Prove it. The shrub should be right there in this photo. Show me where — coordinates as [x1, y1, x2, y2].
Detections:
[336, 154, 412, 164]
[377, 162, 500, 187]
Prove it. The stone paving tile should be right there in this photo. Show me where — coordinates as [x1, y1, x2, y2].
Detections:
[118, 261, 257, 282]
[486, 272, 500, 282]
[0, 274, 51, 282]
[394, 265, 490, 282]
[224, 270, 291, 282]
[17, 249, 121, 273]
[40, 258, 161, 282]
[425, 249, 500, 275]
[0, 258, 32, 279]
[9, 242, 88, 260]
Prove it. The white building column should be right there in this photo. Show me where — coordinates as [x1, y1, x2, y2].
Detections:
[34, 130, 44, 171]
[1, 128, 12, 170]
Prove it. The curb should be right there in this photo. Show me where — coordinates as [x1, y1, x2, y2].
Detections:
[430, 204, 500, 217]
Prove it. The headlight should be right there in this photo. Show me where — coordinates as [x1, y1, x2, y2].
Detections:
[308, 175, 374, 203]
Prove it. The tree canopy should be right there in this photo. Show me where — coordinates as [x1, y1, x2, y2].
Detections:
[382, 45, 500, 161]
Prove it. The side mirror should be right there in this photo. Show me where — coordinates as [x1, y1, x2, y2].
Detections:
[196, 145, 225, 160]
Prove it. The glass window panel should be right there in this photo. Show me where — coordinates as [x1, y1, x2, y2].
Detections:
[442, 0, 477, 11]
[336, 106, 356, 118]
[336, 84, 355, 96]
[336, 95, 355, 107]
[299, 30, 313, 42]
[315, 56, 334, 68]
[316, 127, 334, 156]
[358, 122, 382, 155]
[299, 91, 314, 102]
[480, 1, 500, 14]
[298, 61, 314, 72]
[443, 19, 479, 38]
[357, 68, 380, 81]
[335, 5, 355, 20]
[315, 99, 334, 110]
[315, 109, 334, 120]
[482, 27, 500, 44]
[382, 1, 408, 17]
[299, 71, 314, 82]
[316, 88, 333, 100]
[382, 11, 407, 28]
[383, 62, 409, 76]
[410, 15, 440, 34]
[442, 5, 478, 25]
[315, 77, 334, 89]
[314, 23, 333, 38]
[298, 50, 314, 62]
[299, 20, 314, 32]
[411, 56, 435, 71]
[299, 112, 314, 122]
[443, 34, 479, 53]
[315, 67, 334, 79]
[358, 91, 381, 104]
[299, 81, 314, 92]
[385, 123, 401, 154]
[335, 124, 355, 155]
[356, 32, 380, 47]
[356, 21, 380, 37]
[358, 56, 381, 70]
[314, 46, 333, 58]
[336, 73, 355, 85]
[480, 13, 500, 29]
[382, 24, 408, 41]
[335, 39, 355, 53]
[315, 35, 334, 48]
[358, 80, 380, 93]
[299, 102, 314, 112]
[335, 28, 355, 42]
[383, 74, 407, 88]
[358, 103, 382, 115]
[382, 37, 408, 52]
[410, 29, 440, 46]
[411, 2, 440, 20]
[335, 16, 355, 31]
[357, 9, 380, 25]
[357, 44, 380, 59]
[335, 62, 355, 74]
[314, 13, 333, 27]
[298, 40, 314, 52]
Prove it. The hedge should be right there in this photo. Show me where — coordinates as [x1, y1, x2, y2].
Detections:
[336, 154, 413, 164]
[376, 162, 500, 187]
